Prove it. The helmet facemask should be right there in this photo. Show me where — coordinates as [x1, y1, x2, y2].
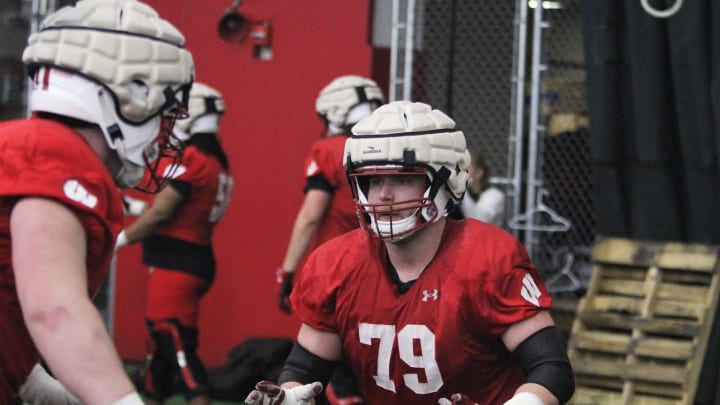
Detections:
[132, 95, 188, 193]
[29, 67, 190, 192]
[348, 164, 453, 242]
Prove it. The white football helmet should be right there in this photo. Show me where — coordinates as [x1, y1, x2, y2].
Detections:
[22, 0, 195, 192]
[344, 101, 471, 241]
[173, 82, 225, 141]
[315, 75, 384, 135]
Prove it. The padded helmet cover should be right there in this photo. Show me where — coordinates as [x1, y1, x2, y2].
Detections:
[174, 82, 225, 136]
[315, 75, 384, 131]
[345, 101, 470, 200]
[23, 0, 195, 125]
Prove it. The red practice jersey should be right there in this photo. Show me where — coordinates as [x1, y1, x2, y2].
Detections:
[0, 118, 123, 403]
[292, 219, 553, 405]
[153, 145, 233, 245]
[303, 135, 357, 251]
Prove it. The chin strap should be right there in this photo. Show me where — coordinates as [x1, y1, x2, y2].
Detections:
[422, 166, 452, 222]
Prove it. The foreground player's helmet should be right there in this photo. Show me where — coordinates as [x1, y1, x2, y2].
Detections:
[174, 82, 226, 141]
[315, 75, 385, 135]
[344, 101, 470, 241]
[22, 0, 195, 192]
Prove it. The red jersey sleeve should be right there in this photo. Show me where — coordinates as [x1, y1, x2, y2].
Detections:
[0, 118, 123, 290]
[451, 221, 552, 337]
[303, 136, 348, 188]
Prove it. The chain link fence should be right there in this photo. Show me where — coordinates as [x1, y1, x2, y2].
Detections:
[532, 0, 593, 297]
[395, 0, 594, 296]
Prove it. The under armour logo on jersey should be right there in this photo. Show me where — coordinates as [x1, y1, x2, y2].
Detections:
[520, 273, 541, 307]
[63, 179, 98, 208]
[306, 160, 319, 176]
[422, 289, 439, 302]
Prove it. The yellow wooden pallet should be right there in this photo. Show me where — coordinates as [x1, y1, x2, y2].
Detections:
[566, 237, 720, 405]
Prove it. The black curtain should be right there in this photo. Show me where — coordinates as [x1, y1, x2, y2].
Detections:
[582, 0, 720, 243]
[581, 1, 720, 403]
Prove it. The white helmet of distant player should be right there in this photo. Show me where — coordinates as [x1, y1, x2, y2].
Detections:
[344, 101, 470, 241]
[173, 82, 226, 141]
[315, 75, 384, 135]
[23, 0, 195, 192]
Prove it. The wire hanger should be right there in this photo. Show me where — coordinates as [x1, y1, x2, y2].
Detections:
[508, 188, 571, 232]
[545, 250, 583, 293]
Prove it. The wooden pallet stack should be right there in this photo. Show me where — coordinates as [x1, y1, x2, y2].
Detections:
[567, 237, 720, 405]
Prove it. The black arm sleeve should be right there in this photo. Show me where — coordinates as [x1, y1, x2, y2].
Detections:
[304, 174, 333, 194]
[512, 326, 575, 404]
[277, 343, 338, 386]
[169, 178, 191, 198]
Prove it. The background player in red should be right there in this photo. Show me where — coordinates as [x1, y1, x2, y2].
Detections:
[0, 1, 194, 404]
[275, 75, 384, 405]
[276, 74, 384, 312]
[116, 82, 233, 405]
[246, 101, 574, 405]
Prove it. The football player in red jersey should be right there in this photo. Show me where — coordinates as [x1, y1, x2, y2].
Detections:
[0, 1, 194, 404]
[247, 101, 574, 405]
[276, 74, 385, 314]
[116, 82, 233, 405]
[276, 75, 384, 405]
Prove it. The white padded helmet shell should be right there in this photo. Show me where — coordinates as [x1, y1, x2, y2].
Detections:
[174, 82, 225, 139]
[344, 101, 471, 240]
[23, 0, 194, 125]
[22, 0, 195, 190]
[346, 101, 470, 199]
[315, 75, 384, 134]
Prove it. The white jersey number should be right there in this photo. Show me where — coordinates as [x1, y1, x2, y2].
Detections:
[358, 323, 443, 394]
[208, 173, 234, 223]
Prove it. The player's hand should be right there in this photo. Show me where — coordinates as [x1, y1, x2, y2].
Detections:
[438, 393, 480, 405]
[276, 268, 294, 314]
[245, 380, 323, 405]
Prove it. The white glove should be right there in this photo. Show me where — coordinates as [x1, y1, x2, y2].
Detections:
[18, 363, 82, 405]
[244, 380, 323, 405]
[115, 230, 129, 251]
[111, 392, 144, 405]
[503, 392, 544, 405]
[121, 195, 147, 216]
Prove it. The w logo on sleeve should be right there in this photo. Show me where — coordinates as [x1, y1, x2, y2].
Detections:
[520, 273, 541, 307]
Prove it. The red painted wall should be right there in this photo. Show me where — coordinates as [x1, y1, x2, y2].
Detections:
[114, 0, 381, 366]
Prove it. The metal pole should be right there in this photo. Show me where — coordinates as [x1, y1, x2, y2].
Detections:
[106, 256, 116, 337]
[444, 0, 457, 114]
[389, 0, 400, 102]
[523, 0, 548, 258]
[402, 0, 415, 101]
[508, 0, 528, 238]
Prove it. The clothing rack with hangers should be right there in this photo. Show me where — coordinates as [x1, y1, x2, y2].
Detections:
[508, 188, 571, 233]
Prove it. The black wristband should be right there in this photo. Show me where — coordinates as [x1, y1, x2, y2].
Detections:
[512, 326, 575, 404]
[278, 343, 338, 386]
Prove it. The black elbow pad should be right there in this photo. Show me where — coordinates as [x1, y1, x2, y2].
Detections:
[278, 343, 338, 386]
[512, 326, 575, 404]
